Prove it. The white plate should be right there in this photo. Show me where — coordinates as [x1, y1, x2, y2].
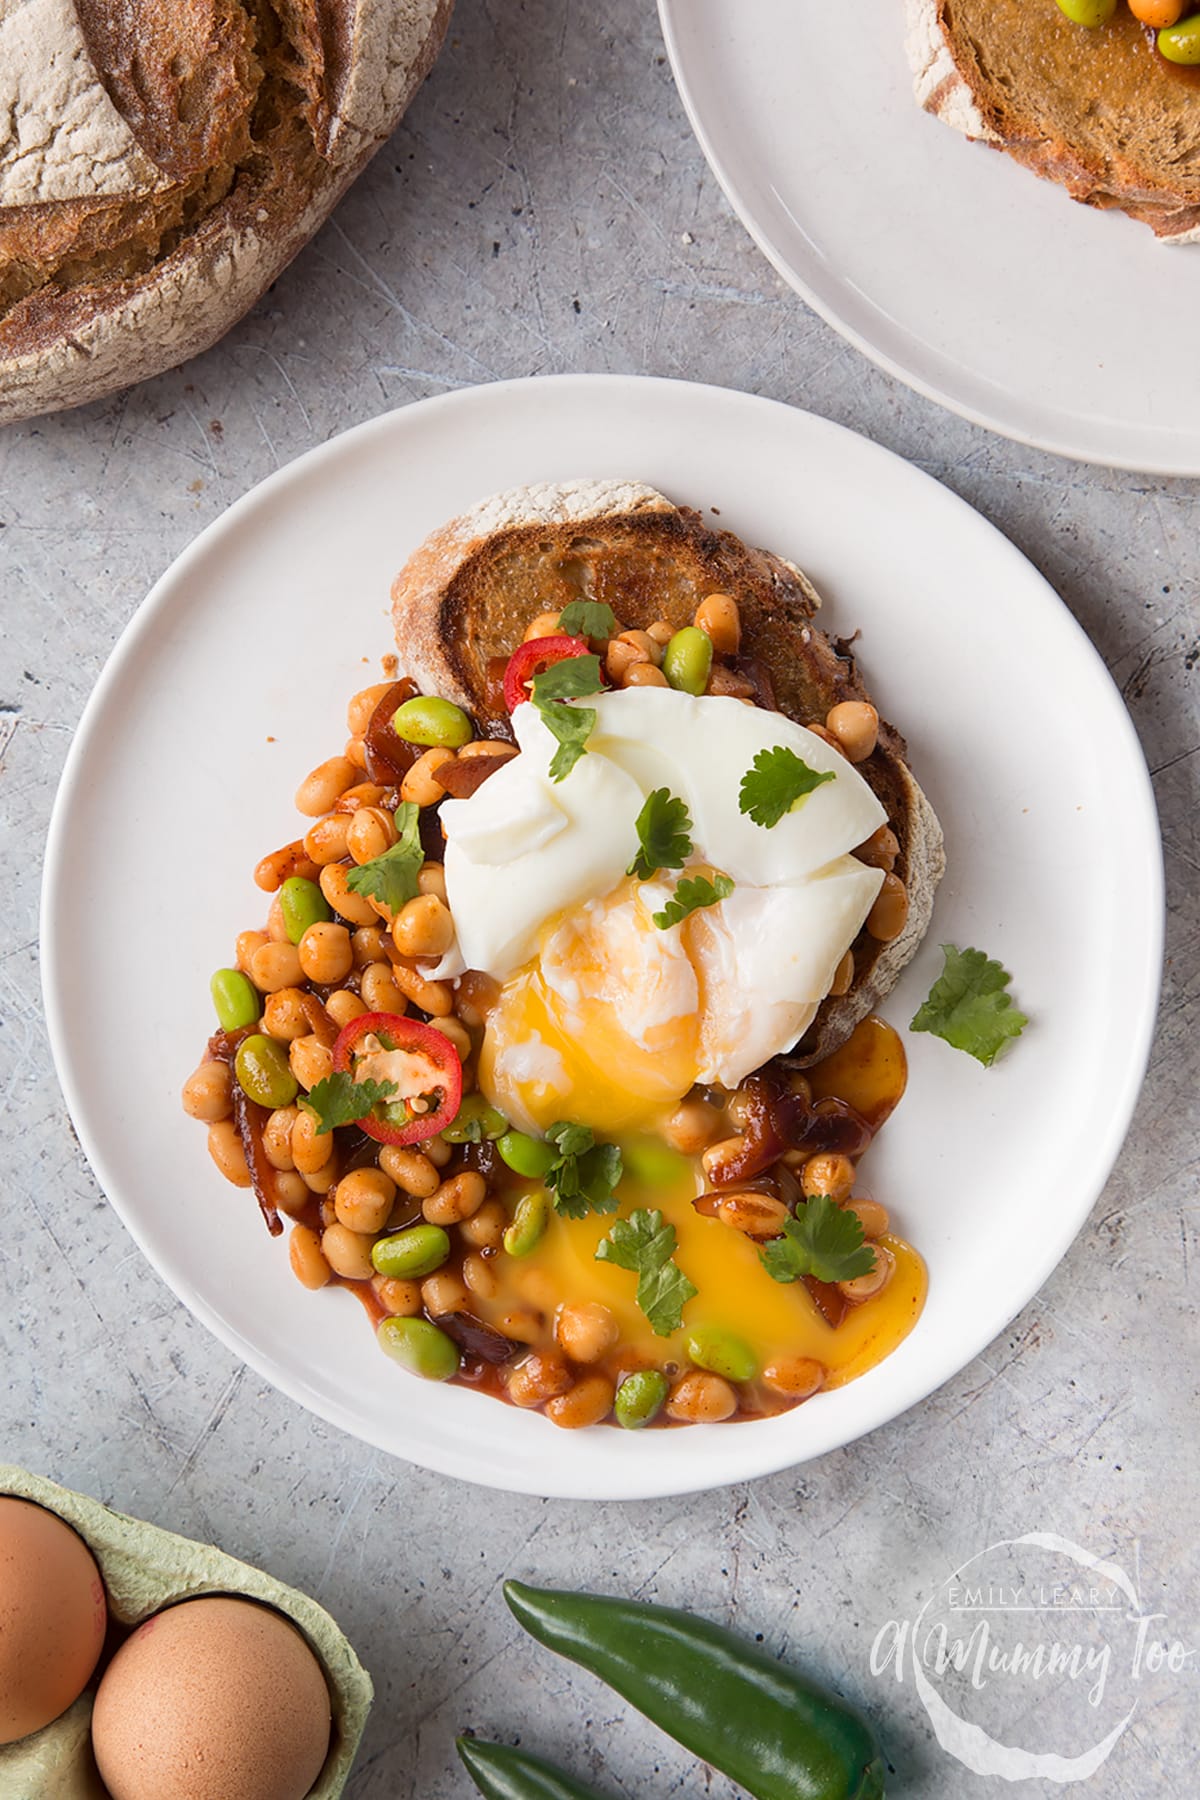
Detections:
[42, 375, 1162, 1499]
[660, 0, 1200, 473]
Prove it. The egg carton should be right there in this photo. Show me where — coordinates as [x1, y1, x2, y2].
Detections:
[0, 1465, 373, 1800]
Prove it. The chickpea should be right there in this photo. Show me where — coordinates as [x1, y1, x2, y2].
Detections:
[289, 1225, 331, 1290]
[507, 1350, 572, 1408]
[266, 895, 290, 942]
[321, 1222, 376, 1281]
[492, 1307, 543, 1345]
[829, 948, 854, 997]
[854, 824, 900, 872]
[556, 1302, 618, 1364]
[303, 814, 352, 865]
[207, 1119, 251, 1187]
[378, 1145, 441, 1197]
[360, 962, 409, 1014]
[352, 925, 390, 967]
[337, 782, 388, 814]
[844, 1198, 890, 1240]
[289, 1033, 333, 1092]
[262, 1104, 299, 1170]
[298, 921, 353, 986]
[546, 1374, 616, 1430]
[181, 1061, 232, 1122]
[524, 610, 562, 642]
[421, 1269, 470, 1316]
[457, 740, 518, 765]
[646, 620, 674, 647]
[347, 805, 397, 865]
[273, 1171, 310, 1219]
[666, 1371, 738, 1423]
[423, 1170, 487, 1225]
[806, 723, 846, 758]
[319, 861, 380, 927]
[825, 700, 879, 763]
[392, 894, 455, 959]
[344, 736, 367, 770]
[389, 959, 453, 1017]
[762, 1357, 825, 1401]
[434, 1016, 472, 1061]
[716, 1191, 789, 1238]
[347, 681, 395, 736]
[694, 593, 741, 655]
[326, 988, 368, 1029]
[372, 1274, 422, 1316]
[462, 1251, 499, 1300]
[605, 637, 650, 683]
[802, 1153, 856, 1201]
[839, 1244, 895, 1304]
[295, 755, 359, 818]
[334, 1167, 397, 1235]
[459, 1196, 507, 1249]
[866, 872, 909, 942]
[663, 1098, 721, 1154]
[623, 662, 669, 688]
[421, 1134, 453, 1168]
[292, 1107, 333, 1175]
[302, 1155, 339, 1196]
[417, 862, 448, 903]
[262, 987, 309, 1042]
[619, 628, 663, 666]
[236, 928, 268, 974]
[400, 747, 455, 808]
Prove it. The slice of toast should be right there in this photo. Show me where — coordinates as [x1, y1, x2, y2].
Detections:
[390, 480, 945, 1065]
[906, 0, 1200, 242]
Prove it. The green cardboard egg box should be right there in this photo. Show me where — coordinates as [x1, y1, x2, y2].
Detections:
[0, 1465, 373, 1799]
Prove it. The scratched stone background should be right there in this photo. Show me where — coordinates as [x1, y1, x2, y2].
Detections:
[1, 3, 1197, 1795]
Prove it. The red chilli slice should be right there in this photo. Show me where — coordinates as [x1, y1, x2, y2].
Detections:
[502, 635, 590, 712]
[332, 1011, 463, 1146]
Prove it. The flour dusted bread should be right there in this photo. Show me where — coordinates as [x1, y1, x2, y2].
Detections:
[906, 0, 1200, 241]
[390, 480, 945, 1064]
[0, 0, 453, 422]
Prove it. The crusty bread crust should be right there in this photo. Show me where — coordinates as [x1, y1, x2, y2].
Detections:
[905, 0, 1200, 243]
[391, 481, 946, 1065]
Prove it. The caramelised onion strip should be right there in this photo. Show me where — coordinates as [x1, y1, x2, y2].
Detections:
[707, 1074, 787, 1186]
[298, 991, 338, 1048]
[231, 1085, 284, 1238]
[436, 1310, 515, 1365]
[781, 1096, 873, 1162]
[364, 678, 420, 785]
[436, 754, 513, 800]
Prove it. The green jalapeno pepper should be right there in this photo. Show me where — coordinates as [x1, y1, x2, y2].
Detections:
[457, 1736, 614, 1800]
[504, 1581, 886, 1800]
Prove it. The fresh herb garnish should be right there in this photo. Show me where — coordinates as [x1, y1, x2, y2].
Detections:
[739, 745, 837, 829]
[300, 1071, 398, 1135]
[558, 600, 618, 640]
[345, 801, 425, 912]
[628, 788, 694, 880]
[531, 654, 604, 704]
[544, 1120, 623, 1218]
[531, 654, 604, 782]
[760, 1194, 876, 1286]
[910, 944, 1029, 1067]
[652, 872, 734, 930]
[596, 1208, 698, 1336]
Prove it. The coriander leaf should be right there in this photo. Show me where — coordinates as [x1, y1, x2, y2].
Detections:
[345, 800, 425, 912]
[547, 1120, 595, 1159]
[545, 1122, 623, 1218]
[558, 600, 617, 641]
[628, 788, 694, 880]
[739, 745, 837, 829]
[538, 699, 597, 782]
[531, 654, 604, 704]
[910, 944, 1029, 1068]
[760, 1195, 876, 1286]
[652, 872, 734, 930]
[596, 1208, 697, 1336]
[300, 1071, 397, 1135]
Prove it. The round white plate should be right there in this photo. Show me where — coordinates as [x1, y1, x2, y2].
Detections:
[42, 376, 1162, 1499]
[660, 0, 1200, 473]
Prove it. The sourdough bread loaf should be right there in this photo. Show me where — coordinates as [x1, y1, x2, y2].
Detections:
[0, 0, 453, 422]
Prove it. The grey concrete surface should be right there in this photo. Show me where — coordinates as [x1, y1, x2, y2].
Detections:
[1, 3, 1197, 1795]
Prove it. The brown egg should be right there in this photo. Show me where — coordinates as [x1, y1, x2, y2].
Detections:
[91, 1594, 331, 1800]
[0, 1496, 108, 1744]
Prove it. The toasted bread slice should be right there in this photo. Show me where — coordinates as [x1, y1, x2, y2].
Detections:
[390, 480, 945, 1065]
[906, 0, 1200, 242]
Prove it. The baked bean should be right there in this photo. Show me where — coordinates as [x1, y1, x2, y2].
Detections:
[694, 593, 741, 655]
[400, 747, 455, 808]
[829, 949, 854, 997]
[378, 1145, 440, 1197]
[236, 929, 268, 974]
[546, 1374, 615, 1430]
[806, 723, 846, 758]
[716, 1191, 789, 1238]
[646, 619, 674, 646]
[844, 1198, 889, 1240]
[347, 806, 396, 865]
[303, 814, 352, 865]
[262, 987, 309, 1042]
[420, 1269, 470, 1316]
[701, 1135, 746, 1184]
[182, 1062, 232, 1122]
[866, 872, 909, 942]
[360, 962, 409, 1014]
[254, 841, 320, 893]
[321, 1222, 376, 1281]
[462, 1251, 499, 1300]
[417, 862, 448, 902]
[556, 1302, 618, 1364]
[392, 894, 455, 959]
[458, 1196, 507, 1249]
[266, 895, 290, 942]
[802, 1152, 856, 1201]
[352, 925, 390, 967]
[458, 741, 519, 768]
[423, 1170, 487, 1225]
[825, 700, 879, 763]
[273, 1171, 310, 1218]
[492, 1307, 543, 1345]
[605, 637, 650, 682]
[422, 1134, 453, 1167]
[298, 921, 353, 985]
[335, 782, 388, 815]
[507, 1350, 572, 1408]
[302, 1156, 339, 1196]
[523, 610, 562, 641]
[289, 1033, 333, 1092]
[319, 1197, 338, 1228]
[854, 824, 899, 872]
[289, 1225, 331, 1290]
[666, 1371, 737, 1423]
[372, 1274, 422, 1316]
[1129, 0, 1185, 23]
[291, 1107, 334, 1174]
[623, 661, 669, 688]
[207, 1119, 251, 1187]
[319, 861, 380, 927]
[620, 628, 663, 665]
[762, 1356, 825, 1401]
[347, 681, 396, 736]
[262, 1104, 299, 1170]
[335, 1167, 397, 1235]
[344, 735, 367, 769]
[839, 1244, 895, 1303]
[389, 959, 453, 1016]
[663, 1098, 721, 1154]
[326, 988, 368, 1028]
[433, 1016, 472, 1061]
[295, 755, 359, 818]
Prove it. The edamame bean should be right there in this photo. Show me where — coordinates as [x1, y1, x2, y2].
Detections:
[614, 1369, 669, 1430]
[503, 1190, 550, 1258]
[442, 1094, 509, 1144]
[662, 626, 713, 696]
[496, 1130, 556, 1179]
[279, 875, 332, 944]
[392, 696, 474, 748]
[1159, 14, 1200, 60]
[211, 967, 260, 1032]
[234, 1034, 299, 1110]
[371, 1224, 450, 1279]
[377, 1315, 460, 1380]
[1054, 0, 1116, 21]
[686, 1327, 758, 1384]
